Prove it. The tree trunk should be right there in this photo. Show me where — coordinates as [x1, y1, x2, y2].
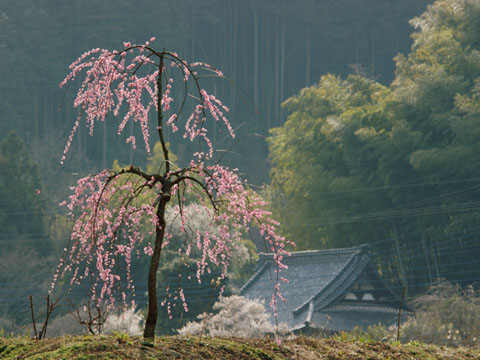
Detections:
[143, 194, 170, 339]
[144, 54, 170, 339]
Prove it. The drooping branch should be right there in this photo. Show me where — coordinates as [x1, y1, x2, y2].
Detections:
[172, 175, 218, 212]
[156, 54, 170, 175]
[54, 39, 293, 340]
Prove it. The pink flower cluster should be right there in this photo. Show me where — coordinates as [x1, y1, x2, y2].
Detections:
[54, 39, 294, 318]
[157, 163, 295, 316]
[51, 162, 294, 314]
[60, 39, 231, 164]
[51, 170, 157, 306]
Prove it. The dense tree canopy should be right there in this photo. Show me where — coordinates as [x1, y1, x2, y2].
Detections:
[0, 0, 432, 187]
[268, 0, 480, 293]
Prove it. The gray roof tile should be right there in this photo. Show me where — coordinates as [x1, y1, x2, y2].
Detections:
[240, 245, 403, 331]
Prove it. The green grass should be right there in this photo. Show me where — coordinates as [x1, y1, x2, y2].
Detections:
[1, 334, 480, 359]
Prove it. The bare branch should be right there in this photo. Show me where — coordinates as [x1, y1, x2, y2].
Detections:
[29, 295, 38, 339]
[172, 175, 217, 212]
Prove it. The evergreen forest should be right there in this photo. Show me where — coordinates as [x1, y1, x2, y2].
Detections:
[3, 0, 480, 337]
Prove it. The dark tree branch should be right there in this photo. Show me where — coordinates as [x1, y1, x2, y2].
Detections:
[172, 175, 218, 212]
[157, 55, 170, 176]
[29, 295, 59, 340]
[29, 295, 38, 339]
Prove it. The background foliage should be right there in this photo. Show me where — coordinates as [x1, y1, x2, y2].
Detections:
[5, 0, 480, 335]
[268, 0, 480, 295]
[0, 0, 431, 186]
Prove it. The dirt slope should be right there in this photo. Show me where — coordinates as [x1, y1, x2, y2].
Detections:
[1, 335, 480, 359]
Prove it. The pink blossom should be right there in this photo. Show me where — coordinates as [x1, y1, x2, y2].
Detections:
[52, 39, 294, 325]
[126, 136, 136, 150]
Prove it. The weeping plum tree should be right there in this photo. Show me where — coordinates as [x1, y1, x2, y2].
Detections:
[50, 38, 293, 339]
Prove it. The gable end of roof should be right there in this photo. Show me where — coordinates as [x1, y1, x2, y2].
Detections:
[293, 252, 370, 315]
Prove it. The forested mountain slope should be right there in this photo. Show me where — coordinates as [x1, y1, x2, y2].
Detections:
[268, 0, 480, 295]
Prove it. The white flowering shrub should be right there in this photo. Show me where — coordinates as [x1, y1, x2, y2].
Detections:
[178, 295, 289, 338]
[165, 203, 257, 277]
[103, 306, 144, 336]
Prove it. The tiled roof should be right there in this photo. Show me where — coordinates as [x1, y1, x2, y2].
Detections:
[240, 246, 369, 329]
[240, 245, 404, 331]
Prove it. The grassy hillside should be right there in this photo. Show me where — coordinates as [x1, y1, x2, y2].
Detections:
[1, 334, 480, 359]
